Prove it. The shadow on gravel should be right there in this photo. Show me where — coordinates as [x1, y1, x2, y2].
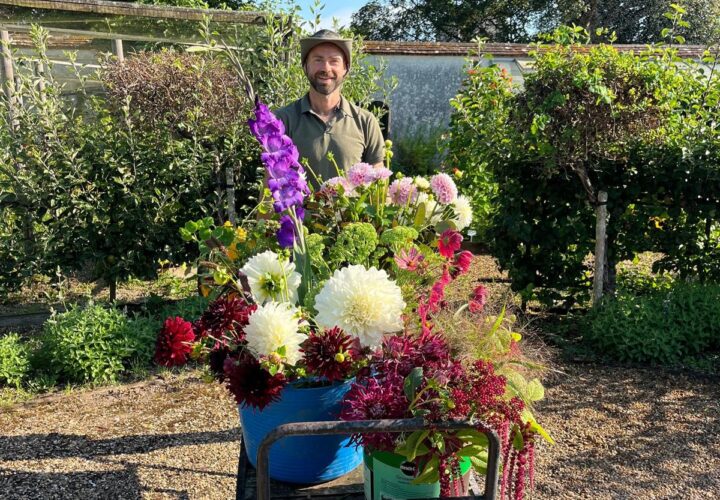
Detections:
[0, 428, 239, 461]
[535, 363, 720, 497]
[0, 468, 142, 499]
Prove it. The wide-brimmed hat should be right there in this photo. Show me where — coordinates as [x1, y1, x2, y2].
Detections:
[300, 29, 352, 67]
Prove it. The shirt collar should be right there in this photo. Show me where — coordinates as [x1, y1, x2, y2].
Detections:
[301, 93, 348, 117]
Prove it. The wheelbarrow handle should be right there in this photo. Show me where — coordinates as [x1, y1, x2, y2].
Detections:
[254, 417, 501, 500]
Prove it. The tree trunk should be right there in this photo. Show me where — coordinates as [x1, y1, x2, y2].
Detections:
[109, 278, 117, 302]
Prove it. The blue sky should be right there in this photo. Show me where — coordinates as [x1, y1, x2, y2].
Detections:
[293, 0, 369, 29]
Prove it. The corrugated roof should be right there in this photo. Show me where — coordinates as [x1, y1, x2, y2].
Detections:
[363, 41, 707, 58]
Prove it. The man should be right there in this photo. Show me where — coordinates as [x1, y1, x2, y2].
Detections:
[275, 30, 385, 184]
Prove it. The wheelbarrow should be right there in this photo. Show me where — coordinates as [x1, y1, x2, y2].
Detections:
[237, 417, 501, 500]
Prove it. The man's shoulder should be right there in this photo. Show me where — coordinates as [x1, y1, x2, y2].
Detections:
[275, 98, 300, 118]
[341, 97, 379, 124]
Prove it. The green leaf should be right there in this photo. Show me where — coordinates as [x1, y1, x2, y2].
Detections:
[455, 429, 489, 447]
[525, 378, 545, 402]
[412, 455, 439, 484]
[413, 203, 426, 229]
[396, 430, 430, 461]
[404, 366, 423, 401]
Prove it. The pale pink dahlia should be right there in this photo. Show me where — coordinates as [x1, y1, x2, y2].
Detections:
[388, 177, 418, 205]
[347, 162, 376, 187]
[322, 176, 356, 196]
[430, 173, 458, 204]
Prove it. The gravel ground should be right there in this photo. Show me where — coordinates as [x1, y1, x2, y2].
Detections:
[1, 363, 719, 499]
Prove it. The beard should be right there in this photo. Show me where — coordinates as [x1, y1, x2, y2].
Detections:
[306, 69, 345, 95]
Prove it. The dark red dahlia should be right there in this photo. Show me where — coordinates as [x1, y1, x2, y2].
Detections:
[195, 295, 256, 344]
[154, 316, 196, 367]
[208, 346, 231, 380]
[340, 374, 408, 450]
[300, 327, 357, 382]
[438, 229, 462, 258]
[223, 351, 287, 410]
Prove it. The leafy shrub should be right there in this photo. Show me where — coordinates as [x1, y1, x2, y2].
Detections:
[583, 282, 720, 364]
[393, 126, 447, 177]
[449, 21, 720, 307]
[40, 305, 144, 383]
[0, 333, 31, 388]
[616, 268, 674, 297]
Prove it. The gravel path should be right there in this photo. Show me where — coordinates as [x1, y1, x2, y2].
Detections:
[1, 364, 718, 499]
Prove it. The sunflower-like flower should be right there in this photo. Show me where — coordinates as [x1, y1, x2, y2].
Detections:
[314, 265, 405, 348]
[244, 302, 306, 365]
[241, 250, 302, 304]
[301, 327, 358, 382]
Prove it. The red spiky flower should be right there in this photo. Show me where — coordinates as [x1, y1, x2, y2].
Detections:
[301, 327, 358, 382]
[194, 295, 256, 344]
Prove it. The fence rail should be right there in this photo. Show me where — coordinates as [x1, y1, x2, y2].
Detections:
[0, 0, 269, 23]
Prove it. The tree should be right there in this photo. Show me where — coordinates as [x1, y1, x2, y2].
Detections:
[536, 0, 720, 44]
[350, 0, 545, 43]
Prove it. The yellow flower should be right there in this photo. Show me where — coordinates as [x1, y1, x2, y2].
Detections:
[226, 243, 240, 261]
[223, 220, 233, 228]
[235, 227, 247, 243]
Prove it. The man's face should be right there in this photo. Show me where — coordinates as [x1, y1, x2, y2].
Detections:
[304, 43, 348, 96]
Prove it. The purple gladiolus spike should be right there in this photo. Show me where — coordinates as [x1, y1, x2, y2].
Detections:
[248, 99, 309, 246]
[277, 215, 296, 248]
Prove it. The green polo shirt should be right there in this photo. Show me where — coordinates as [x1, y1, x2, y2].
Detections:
[275, 94, 385, 184]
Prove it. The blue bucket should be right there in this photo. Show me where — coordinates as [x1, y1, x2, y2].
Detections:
[239, 378, 362, 484]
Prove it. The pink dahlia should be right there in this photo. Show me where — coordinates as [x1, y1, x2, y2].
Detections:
[154, 316, 195, 367]
[322, 176, 356, 196]
[430, 173, 458, 204]
[347, 162, 376, 187]
[388, 177, 418, 205]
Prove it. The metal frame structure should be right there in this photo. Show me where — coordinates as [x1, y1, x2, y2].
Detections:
[238, 417, 501, 500]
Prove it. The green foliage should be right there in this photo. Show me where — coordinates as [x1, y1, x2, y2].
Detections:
[0, 333, 31, 388]
[39, 304, 146, 384]
[351, 0, 543, 42]
[393, 126, 447, 177]
[449, 18, 720, 306]
[0, 27, 215, 296]
[583, 282, 720, 364]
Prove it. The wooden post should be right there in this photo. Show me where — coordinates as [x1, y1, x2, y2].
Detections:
[226, 163, 236, 225]
[593, 191, 608, 306]
[1, 30, 16, 127]
[111, 38, 124, 62]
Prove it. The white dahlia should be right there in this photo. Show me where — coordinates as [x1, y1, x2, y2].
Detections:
[416, 193, 443, 225]
[314, 265, 405, 348]
[241, 250, 301, 304]
[414, 176, 430, 190]
[245, 302, 305, 365]
[452, 195, 473, 231]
